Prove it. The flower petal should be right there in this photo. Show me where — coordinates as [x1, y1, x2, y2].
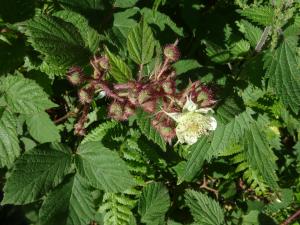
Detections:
[208, 116, 217, 131]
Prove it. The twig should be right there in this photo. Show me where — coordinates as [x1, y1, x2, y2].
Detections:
[54, 111, 77, 124]
[200, 176, 219, 198]
[280, 209, 300, 225]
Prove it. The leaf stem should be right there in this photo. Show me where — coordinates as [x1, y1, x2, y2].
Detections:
[280, 208, 300, 225]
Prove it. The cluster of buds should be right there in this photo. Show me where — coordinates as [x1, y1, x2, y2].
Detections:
[67, 41, 217, 145]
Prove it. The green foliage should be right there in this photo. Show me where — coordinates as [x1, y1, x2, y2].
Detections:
[2, 143, 72, 205]
[0, 75, 56, 113]
[185, 190, 225, 225]
[1, 1, 300, 225]
[75, 141, 135, 193]
[39, 175, 96, 225]
[127, 20, 155, 65]
[138, 182, 170, 225]
[136, 109, 166, 151]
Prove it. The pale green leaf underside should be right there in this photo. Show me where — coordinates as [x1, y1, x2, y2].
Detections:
[127, 20, 155, 65]
[0, 108, 20, 168]
[39, 175, 95, 225]
[266, 39, 300, 114]
[26, 112, 60, 144]
[138, 182, 170, 225]
[2, 143, 72, 205]
[0, 75, 56, 114]
[185, 190, 225, 225]
[75, 141, 135, 193]
[136, 109, 166, 151]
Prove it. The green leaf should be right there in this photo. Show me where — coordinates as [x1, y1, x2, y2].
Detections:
[2, 143, 72, 205]
[230, 40, 250, 56]
[82, 120, 119, 144]
[0, 108, 20, 168]
[141, 8, 184, 36]
[105, 47, 133, 83]
[113, 8, 140, 39]
[0, 75, 56, 114]
[25, 112, 60, 144]
[265, 38, 300, 114]
[244, 122, 278, 189]
[26, 15, 90, 75]
[138, 182, 170, 225]
[53, 10, 101, 53]
[204, 41, 230, 64]
[136, 109, 166, 151]
[75, 141, 135, 193]
[114, 0, 138, 8]
[238, 20, 263, 48]
[173, 59, 202, 75]
[239, 6, 274, 26]
[127, 20, 155, 65]
[39, 175, 95, 225]
[185, 190, 225, 225]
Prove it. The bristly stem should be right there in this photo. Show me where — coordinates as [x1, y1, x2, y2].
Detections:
[280, 209, 300, 225]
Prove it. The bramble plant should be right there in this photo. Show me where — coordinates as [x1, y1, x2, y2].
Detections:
[1, 0, 300, 225]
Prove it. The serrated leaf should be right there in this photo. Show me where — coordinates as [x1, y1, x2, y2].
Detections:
[75, 141, 135, 193]
[141, 8, 184, 36]
[136, 109, 166, 151]
[244, 122, 278, 189]
[238, 20, 263, 48]
[0, 75, 56, 114]
[2, 143, 72, 205]
[127, 20, 155, 65]
[239, 6, 274, 26]
[26, 15, 90, 75]
[185, 190, 225, 225]
[265, 38, 300, 114]
[39, 175, 95, 225]
[204, 41, 230, 64]
[25, 112, 60, 143]
[0, 108, 20, 168]
[230, 40, 250, 56]
[138, 182, 170, 225]
[105, 47, 133, 83]
[173, 59, 202, 75]
[114, 0, 138, 8]
[113, 8, 140, 39]
[54, 10, 101, 53]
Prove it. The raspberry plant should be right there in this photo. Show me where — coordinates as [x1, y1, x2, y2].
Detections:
[1, 0, 300, 225]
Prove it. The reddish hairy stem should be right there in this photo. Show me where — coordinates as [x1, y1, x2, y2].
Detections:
[280, 209, 300, 225]
[98, 81, 125, 102]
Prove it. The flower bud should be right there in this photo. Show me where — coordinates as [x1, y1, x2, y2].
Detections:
[163, 44, 180, 62]
[67, 66, 84, 86]
[162, 79, 175, 95]
[124, 103, 135, 118]
[141, 99, 157, 113]
[93, 56, 109, 71]
[78, 88, 93, 104]
[138, 89, 151, 104]
[74, 123, 85, 136]
[108, 101, 125, 121]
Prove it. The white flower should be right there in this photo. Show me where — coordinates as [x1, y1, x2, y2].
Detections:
[165, 96, 217, 145]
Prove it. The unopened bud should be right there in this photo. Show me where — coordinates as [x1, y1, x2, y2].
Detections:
[162, 79, 175, 94]
[163, 44, 180, 62]
[108, 101, 125, 121]
[138, 89, 151, 104]
[67, 66, 84, 85]
[78, 88, 93, 104]
[141, 99, 157, 113]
